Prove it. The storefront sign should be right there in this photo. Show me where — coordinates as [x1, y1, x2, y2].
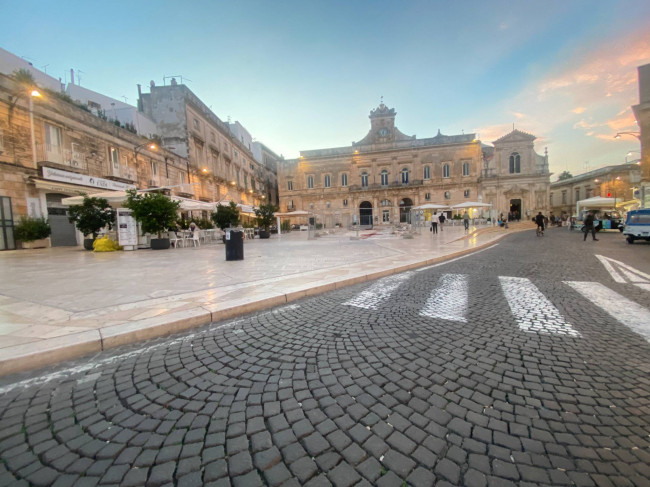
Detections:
[117, 209, 138, 249]
[43, 167, 135, 191]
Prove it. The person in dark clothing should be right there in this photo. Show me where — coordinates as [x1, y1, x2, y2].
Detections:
[583, 212, 598, 241]
[534, 212, 545, 235]
[438, 213, 445, 231]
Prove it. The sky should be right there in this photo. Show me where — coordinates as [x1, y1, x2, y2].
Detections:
[1, 0, 649, 179]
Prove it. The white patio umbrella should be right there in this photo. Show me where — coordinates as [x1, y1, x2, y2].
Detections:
[451, 201, 492, 209]
[413, 203, 449, 210]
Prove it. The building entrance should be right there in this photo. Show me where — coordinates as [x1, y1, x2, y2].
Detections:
[509, 199, 522, 221]
[47, 193, 78, 246]
[399, 198, 413, 223]
[0, 196, 16, 250]
[359, 201, 373, 226]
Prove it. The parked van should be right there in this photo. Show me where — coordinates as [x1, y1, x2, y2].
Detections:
[575, 196, 624, 232]
[623, 208, 650, 244]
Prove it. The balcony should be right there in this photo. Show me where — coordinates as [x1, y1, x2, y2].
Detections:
[104, 165, 137, 184]
[348, 179, 424, 192]
[36, 144, 88, 171]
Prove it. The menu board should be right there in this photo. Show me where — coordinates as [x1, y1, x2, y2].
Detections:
[117, 209, 138, 249]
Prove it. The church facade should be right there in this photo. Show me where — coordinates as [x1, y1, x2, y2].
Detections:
[278, 103, 550, 227]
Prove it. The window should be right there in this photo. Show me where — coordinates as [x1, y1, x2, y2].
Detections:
[288, 199, 294, 210]
[382, 210, 390, 222]
[444, 191, 451, 200]
[324, 175, 331, 188]
[288, 181, 293, 191]
[309, 203, 314, 209]
[380, 199, 391, 207]
[307, 175, 314, 189]
[425, 193, 431, 200]
[443, 164, 450, 178]
[424, 166, 431, 180]
[151, 160, 157, 176]
[179, 172, 186, 185]
[463, 162, 470, 176]
[586, 187, 593, 198]
[380, 170, 389, 186]
[193, 118, 200, 130]
[108, 147, 119, 169]
[464, 189, 470, 198]
[509, 153, 521, 174]
[561, 191, 567, 204]
[343, 199, 348, 207]
[361, 172, 368, 187]
[341, 173, 348, 187]
[45, 123, 62, 152]
[401, 168, 409, 184]
[575, 188, 580, 202]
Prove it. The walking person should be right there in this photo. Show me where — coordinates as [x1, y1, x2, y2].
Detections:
[534, 211, 545, 236]
[431, 213, 438, 234]
[583, 211, 598, 241]
[463, 211, 470, 232]
[438, 212, 445, 231]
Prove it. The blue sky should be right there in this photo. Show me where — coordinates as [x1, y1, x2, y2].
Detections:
[2, 0, 649, 177]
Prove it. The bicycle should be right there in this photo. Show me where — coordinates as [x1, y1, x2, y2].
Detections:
[536, 225, 544, 237]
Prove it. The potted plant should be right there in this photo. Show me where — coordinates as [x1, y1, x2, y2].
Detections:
[124, 189, 180, 250]
[14, 216, 51, 249]
[67, 195, 116, 250]
[212, 201, 240, 242]
[254, 203, 278, 239]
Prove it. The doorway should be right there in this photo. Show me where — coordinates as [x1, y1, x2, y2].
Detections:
[0, 196, 15, 250]
[399, 198, 413, 223]
[47, 193, 78, 246]
[509, 199, 522, 221]
[359, 201, 373, 226]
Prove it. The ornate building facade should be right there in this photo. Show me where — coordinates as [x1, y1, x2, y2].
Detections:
[278, 103, 550, 227]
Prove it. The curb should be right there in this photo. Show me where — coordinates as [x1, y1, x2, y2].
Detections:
[0, 233, 511, 377]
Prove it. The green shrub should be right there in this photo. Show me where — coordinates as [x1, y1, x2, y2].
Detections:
[281, 220, 291, 233]
[212, 201, 240, 230]
[124, 189, 181, 238]
[254, 203, 279, 231]
[14, 216, 51, 242]
[67, 195, 116, 238]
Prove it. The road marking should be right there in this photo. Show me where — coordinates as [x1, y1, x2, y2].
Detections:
[416, 244, 499, 272]
[499, 276, 580, 337]
[564, 281, 650, 341]
[419, 274, 468, 322]
[342, 272, 413, 309]
[595, 255, 650, 285]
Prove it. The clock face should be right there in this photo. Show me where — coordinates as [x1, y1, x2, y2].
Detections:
[378, 128, 389, 137]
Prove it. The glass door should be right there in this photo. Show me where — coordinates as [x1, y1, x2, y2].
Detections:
[0, 197, 15, 250]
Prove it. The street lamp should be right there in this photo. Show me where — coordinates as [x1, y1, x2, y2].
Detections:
[133, 142, 157, 160]
[614, 132, 641, 140]
[9, 88, 42, 167]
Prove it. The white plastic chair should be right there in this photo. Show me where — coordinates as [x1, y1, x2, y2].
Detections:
[191, 230, 200, 247]
[168, 231, 182, 248]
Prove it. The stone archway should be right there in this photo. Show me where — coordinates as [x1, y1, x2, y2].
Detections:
[399, 198, 413, 223]
[359, 201, 373, 226]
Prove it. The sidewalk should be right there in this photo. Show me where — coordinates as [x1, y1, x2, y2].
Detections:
[0, 222, 533, 376]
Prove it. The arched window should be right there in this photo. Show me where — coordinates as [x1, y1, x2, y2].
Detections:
[463, 162, 470, 176]
[361, 172, 368, 187]
[341, 173, 348, 187]
[443, 164, 450, 178]
[307, 175, 314, 189]
[509, 153, 521, 174]
[424, 166, 431, 180]
[324, 174, 331, 188]
[401, 168, 409, 184]
[380, 170, 389, 186]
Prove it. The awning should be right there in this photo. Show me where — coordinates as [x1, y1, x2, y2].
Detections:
[62, 191, 216, 211]
[33, 179, 106, 196]
[274, 210, 311, 217]
[413, 203, 449, 210]
[451, 201, 492, 209]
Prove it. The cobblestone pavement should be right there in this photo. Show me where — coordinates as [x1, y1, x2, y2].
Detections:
[1, 229, 649, 486]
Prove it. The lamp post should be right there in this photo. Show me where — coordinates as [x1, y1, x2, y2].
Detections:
[133, 141, 157, 160]
[625, 150, 641, 164]
[614, 132, 641, 140]
[9, 88, 42, 168]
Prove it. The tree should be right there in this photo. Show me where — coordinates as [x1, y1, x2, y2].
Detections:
[254, 203, 279, 231]
[12, 68, 36, 87]
[67, 195, 116, 239]
[124, 189, 180, 238]
[557, 171, 573, 181]
[212, 201, 240, 230]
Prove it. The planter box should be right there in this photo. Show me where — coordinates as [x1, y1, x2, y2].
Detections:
[19, 238, 51, 249]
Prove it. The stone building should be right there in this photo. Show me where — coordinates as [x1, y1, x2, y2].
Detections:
[549, 162, 642, 217]
[278, 103, 550, 227]
[138, 81, 273, 207]
[0, 73, 191, 250]
[632, 63, 650, 207]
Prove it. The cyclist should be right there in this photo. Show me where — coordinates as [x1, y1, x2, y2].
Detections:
[534, 211, 545, 236]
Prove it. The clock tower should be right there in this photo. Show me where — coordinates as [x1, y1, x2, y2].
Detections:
[369, 101, 397, 141]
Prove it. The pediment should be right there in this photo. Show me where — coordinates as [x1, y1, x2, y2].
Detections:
[493, 129, 536, 145]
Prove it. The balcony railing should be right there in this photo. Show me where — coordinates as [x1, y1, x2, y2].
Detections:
[348, 179, 424, 192]
[36, 144, 88, 171]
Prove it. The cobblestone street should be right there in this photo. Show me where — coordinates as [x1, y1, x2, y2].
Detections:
[1, 229, 649, 486]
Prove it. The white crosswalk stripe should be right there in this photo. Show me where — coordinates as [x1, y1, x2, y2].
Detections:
[499, 276, 581, 337]
[595, 255, 650, 293]
[564, 281, 650, 341]
[342, 272, 414, 309]
[419, 274, 468, 322]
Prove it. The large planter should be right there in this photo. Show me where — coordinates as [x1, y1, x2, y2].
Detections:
[20, 238, 51, 249]
[150, 238, 170, 250]
[83, 238, 95, 251]
[259, 230, 271, 239]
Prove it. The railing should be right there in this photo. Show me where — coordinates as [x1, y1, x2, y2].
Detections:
[348, 179, 425, 192]
[36, 144, 87, 171]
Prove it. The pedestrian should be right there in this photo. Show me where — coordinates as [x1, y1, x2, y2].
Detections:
[463, 211, 470, 231]
[534, 211, 545, 236]
[431, 213, 438, 234]
[583, 211, 598, 241]
[438, 212, 445, 231]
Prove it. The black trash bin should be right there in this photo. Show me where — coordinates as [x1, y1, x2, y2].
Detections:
[225, 229, 244, 261]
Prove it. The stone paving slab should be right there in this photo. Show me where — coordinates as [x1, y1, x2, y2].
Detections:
[0, 223, 533, 376]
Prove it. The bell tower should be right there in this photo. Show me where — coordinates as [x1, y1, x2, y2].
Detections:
[369, 98, 396, 141]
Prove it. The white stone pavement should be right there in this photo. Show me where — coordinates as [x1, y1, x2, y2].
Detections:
[0, 223, 532, 376]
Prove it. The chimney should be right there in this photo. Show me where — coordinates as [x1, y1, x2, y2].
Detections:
[137, 84, 142, 112]
[70, 69, 75, 85]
